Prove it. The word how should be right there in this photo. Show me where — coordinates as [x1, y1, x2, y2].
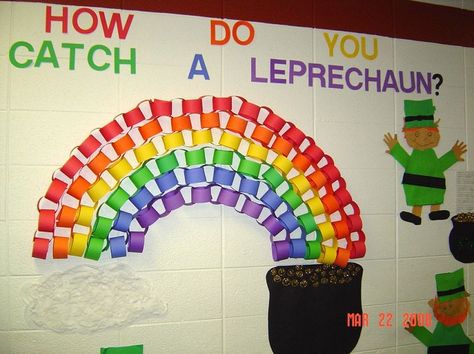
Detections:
[210, 19, 255, 45]
[324, 33, 378, 60]
[250, 57, 433, 93]
[46, 5, 134, 39]
[9, 41, 136, 74]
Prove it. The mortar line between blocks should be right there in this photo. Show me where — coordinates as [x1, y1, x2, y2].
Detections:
[462, 47, 470, 338]
[117, 18, 123, 345]
[221, 207, 225, 353]
[464, 47, 469, 172]
[5, 2, 13, 277]
[220, 37, 226, 354]
[393, 35, 400, 352]
[4, 1, 13, 335]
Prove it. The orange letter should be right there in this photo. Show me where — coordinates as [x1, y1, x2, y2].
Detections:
[210, 19, 230, 45]
[232, 21, 255, 45]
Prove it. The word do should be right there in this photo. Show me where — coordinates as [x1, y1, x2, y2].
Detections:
[210, 20, 255, 45]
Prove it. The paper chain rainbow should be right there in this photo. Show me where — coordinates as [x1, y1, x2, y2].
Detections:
[33, 96, 366, 267]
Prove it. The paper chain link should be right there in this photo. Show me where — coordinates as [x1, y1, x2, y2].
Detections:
[82, 146, 363, 265]
[91, 168, 324, 263]
[33, 96, 366, 265]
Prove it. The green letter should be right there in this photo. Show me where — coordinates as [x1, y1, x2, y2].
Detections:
[114, 47, 136, 74]
[9, 41, 34, 68]
[88, 44, 111, 71]
[61, 43, 84, 70]
[35, 40, 59, 68]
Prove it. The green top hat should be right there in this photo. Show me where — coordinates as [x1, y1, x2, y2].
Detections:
[435, 268, 468, 303]
[403, 99, 436, 129]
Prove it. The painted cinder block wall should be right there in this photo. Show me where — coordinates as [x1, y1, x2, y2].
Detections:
[0, 0, 473, 353]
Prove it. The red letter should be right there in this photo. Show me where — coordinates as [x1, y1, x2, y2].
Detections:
[99, 12, 134, 39]
[363, 313, 370, 327]
[45, 6, 68, 33]
[210, 20, 230, 45]
[72, 8, 98, 35]
[232, 21, 254, 45]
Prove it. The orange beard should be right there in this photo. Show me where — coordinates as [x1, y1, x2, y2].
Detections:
[432, 297, 470, 327]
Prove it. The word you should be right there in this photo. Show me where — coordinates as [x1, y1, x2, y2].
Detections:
[324, 32, 378, 60]
[9, 5, 136, 74]
[251, 57, 435, 94]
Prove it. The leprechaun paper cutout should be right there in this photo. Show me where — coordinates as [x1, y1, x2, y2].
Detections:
[384, 99, 467, 225]
[405, 268, 473, 354]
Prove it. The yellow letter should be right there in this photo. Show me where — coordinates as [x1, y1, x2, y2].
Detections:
[323, 32, 338, 57]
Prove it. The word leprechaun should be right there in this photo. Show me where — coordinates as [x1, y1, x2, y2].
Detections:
[406, 268, 473, 354]
[384, 99, 467, 225]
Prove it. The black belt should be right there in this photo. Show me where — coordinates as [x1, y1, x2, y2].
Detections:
[428, 344, 469, 354]
[402, 173, 446, 189]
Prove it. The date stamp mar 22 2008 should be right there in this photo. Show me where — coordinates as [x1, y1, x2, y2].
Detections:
[346, 312, 433, 328]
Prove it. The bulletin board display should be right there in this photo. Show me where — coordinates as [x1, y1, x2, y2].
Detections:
[0, 1, 473, 353]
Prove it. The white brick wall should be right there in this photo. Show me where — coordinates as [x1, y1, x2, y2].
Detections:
[0, 1, 473, 353]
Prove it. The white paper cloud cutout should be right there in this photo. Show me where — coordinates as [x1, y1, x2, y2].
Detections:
[24, 264, 167, 333]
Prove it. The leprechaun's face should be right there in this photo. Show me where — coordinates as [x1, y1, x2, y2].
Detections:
[429, 296, 470, 327]
[404, 128, 440, 150]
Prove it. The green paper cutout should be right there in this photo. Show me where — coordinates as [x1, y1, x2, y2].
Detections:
[436, 268, 466, 303]
[404, 98, 436, 117]
[100, 344, 144, 354]
[383, 99, 467, 225]
[406, 269, 472, 352]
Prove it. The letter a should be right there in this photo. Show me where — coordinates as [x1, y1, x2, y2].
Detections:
[188, 54, 210, 80]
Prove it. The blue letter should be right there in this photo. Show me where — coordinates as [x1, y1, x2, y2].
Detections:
[188, 54, 209, 80]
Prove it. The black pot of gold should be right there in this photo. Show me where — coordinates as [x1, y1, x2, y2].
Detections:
[449, 213, 474, 263]
[266, 263, 363, 354]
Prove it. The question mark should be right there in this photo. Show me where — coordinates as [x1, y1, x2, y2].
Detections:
[433, 73, 443, 96]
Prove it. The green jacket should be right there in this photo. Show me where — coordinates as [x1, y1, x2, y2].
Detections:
[412, 323, 473, 352]
[390, 143, 457, 206]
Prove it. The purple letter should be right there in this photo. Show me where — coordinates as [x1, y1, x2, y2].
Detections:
[270, 58, 287, 84]
[416, 72, 432, 94]
[399, 71, 416, 93]
[308, 63, 326, 87]
[381, 70, 399, 92]
[328, 64, 344, 89]
[364, 68, 381, 92]
[345, 67, 363, 90]
[250, 57, 268, 83]
[289, 60, 306, 84]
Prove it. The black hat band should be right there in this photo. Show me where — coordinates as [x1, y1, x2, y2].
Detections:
[404, 115, 434, 122]
[437, 285, 465, 297]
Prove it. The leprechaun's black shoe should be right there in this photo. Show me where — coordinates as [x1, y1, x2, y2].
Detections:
[429, 210, 450, 220]
[400, 211, 422, 225]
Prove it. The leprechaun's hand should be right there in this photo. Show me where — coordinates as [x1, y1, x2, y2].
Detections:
[404, 325, 415, 334]
[383, 133, 398, 153]
[452, 140, 467, 161]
